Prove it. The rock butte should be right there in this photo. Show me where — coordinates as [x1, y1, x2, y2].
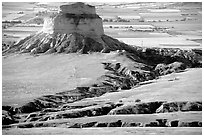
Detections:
[43, 2, 104, 37]
[5, 2, 129, 54]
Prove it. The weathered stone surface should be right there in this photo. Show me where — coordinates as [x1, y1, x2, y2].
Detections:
[156, 102, 179, 113]
[108, 101, 163, 115]
[68, 123, 82, 128]
[144, 121, 160, 127]
[42, 2, 104, 37]
[107, 120, 123, 127]
[94, 122, 108, 127]
[155, 62, 186, 75]
[122, 122, 143, 127]
[2, 110, 17, 125]
[178, 121, 202, 127]
[156, 119, 168, 127]
[60, 2, 96, 14]
[156, 101, 202, 113]
[81, 122, 97, 128]
[54, 103, 115, 119]
[2, 106, 18, 115]
[180, 101, 202, 111]
[169, 120, 179, 127]
[19, 102, 42, 113]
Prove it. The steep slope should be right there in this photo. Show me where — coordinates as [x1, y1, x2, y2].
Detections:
[2, 2, 202, 135]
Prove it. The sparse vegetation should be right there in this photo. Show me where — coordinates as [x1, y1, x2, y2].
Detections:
[2, 2, 202, 135]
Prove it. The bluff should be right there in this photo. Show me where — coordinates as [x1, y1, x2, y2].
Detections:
[4, 2, 127, 54]
[3, 2, 201, 68]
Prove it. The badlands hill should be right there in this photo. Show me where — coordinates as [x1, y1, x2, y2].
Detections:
[3, 2, 130, 55]
[2, 2, 202, 135]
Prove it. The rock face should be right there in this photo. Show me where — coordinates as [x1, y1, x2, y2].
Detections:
[2, 2, 203, 66]
[43, 2, 104, 37]
[4, 2, 117, 54]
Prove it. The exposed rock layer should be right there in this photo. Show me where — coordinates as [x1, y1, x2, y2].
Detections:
[2, 2, 202, 132]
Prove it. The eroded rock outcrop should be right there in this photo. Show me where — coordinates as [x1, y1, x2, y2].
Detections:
[2, 110, 17, 125]
[3, 2, 128, 55]
[2, 2, 202, 131]
[155, 62, 186, 75]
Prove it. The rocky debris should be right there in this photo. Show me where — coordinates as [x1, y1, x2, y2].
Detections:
[144, 121, 160, 127]
[50, 103, 116, 119]
[123, 47, 202, 68]
[2, 3, 203, 134]
[169, 120, 179, 127]
[15, 102, 118, 123]
[68, 123, 82, 128]
[3, 2, 118, 55]
[5, 119, 201, 129]
[121, 122, 143, 127]
[4, 32, 128, 55]
[2, 2, 202, 72]
[17, 86, 116, 114]
[192, 49, 202, 56]
[2, 106, 18, 115]
[2, 110, 18, 125]
[107, 120, 123, 127]
[94, 122, 109, 127]
[156, 101, 202, 113]
[180, 101, 202, 111]
[81, 122, 98, 128]
[2, 85, 118, 123]
[66, 120, 202, 128]
[178, 121, 202, 127]
[17, 123, 34, 128]
[3, 99, 202, 126]
[100, 62, 156, 90]
[108, 101, 202, 115]
[108, 101, 163, 115]
[155, 62, 186, 75]
[155, 119, 168, 127]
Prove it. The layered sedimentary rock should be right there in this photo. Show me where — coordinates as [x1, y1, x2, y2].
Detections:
[3, 2, 203, 67]
[4, 2, 115, 54]
[43, 2, 104, 37]
[2, 2, 202, 131]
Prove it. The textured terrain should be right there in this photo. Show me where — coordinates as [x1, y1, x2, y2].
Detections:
[2, 47, 202, 134]
[2, 2, 202, 135]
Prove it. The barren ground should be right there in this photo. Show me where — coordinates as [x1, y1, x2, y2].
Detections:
[2, 2, 202, 135]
